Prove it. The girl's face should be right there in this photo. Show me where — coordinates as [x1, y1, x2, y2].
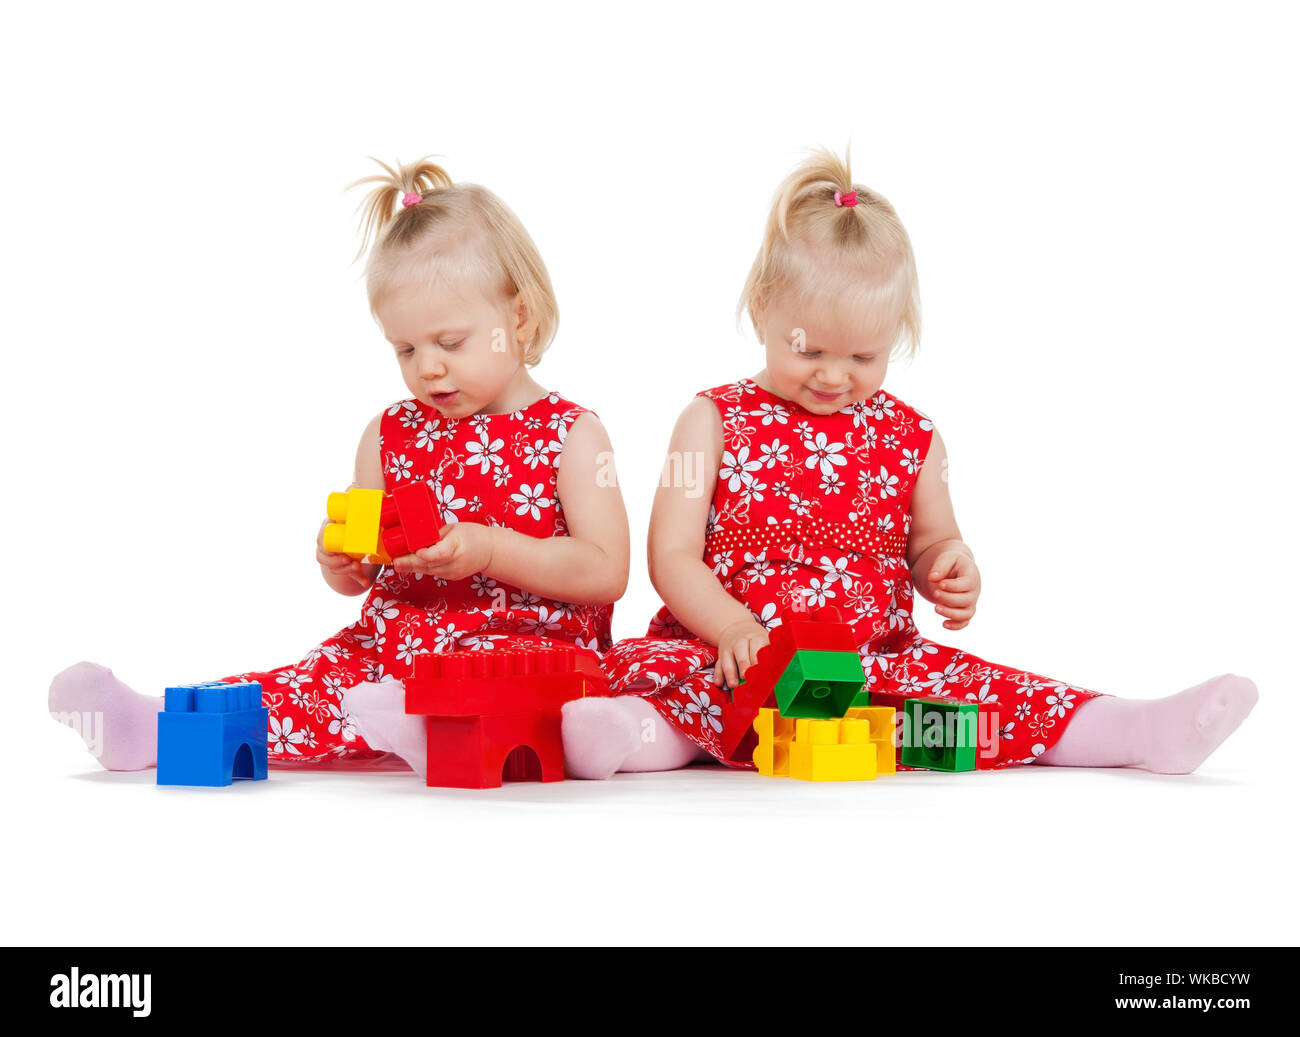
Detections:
[757, 293, 894, 415]
[373, 276, 535, 418]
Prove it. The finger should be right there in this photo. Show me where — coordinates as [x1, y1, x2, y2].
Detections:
[733, 641, 754, 682]
[721, 651, 740, 690]
[390, 555, 418, 573]
[937, 577, 972, 592]
[418, 541, 454, 564]
[928, 553, 957, 582]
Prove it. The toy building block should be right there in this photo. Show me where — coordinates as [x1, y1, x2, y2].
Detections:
[752, 707, 796, 776]
[753, 707, 893, 781]
[788, 716, 877, 781]
[719, 605, 867, 763]
[861, 689, 907, 715]
[323, 482, 444, 565]
[377, 481, 443, 558]
[845, 705, 898, 775]
[773, 649, 866, 719]
[404, 645, 600, 789]
[900, 697, 978, 772]
[323, 488, 389, 561]
[157, 681, 267, 787]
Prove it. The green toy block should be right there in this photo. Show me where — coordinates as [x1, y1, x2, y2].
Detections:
[772, 649, 866, 719]
[901, 697, 978, 771]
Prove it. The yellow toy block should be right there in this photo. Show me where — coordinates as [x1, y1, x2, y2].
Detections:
[322, 488, 392, 564]
[752, 708, 795, 776]
[789, 717, 877, 781]
[845, 706, 896, 741]
[754, 708, 893, 782]
[847, 705, 897, 775]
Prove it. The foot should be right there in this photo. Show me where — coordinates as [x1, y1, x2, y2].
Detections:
[342, 681, 427, 777]
[48, 661, 161, 771]
[1140, 674, 1259, 774]
[560, 697, 639, 780]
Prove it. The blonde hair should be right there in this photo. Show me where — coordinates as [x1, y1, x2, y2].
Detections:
[348, 155, 559, 365]
[738, 146, 921, 361]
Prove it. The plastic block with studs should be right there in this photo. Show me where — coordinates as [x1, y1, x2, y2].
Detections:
[721, 605, 865, 761]
[378, 481, 443, 558]
[900, 697, 979, 772]
[157, 681, 267, 787]
[404, 646, 597, 789]
[784, 607, 861, 654]
[773, 649, 867, 719]
[788, 717, 877, 782]
[322, 488, 389, 562]
[846, 705, 898, 775]
[752, 707, 795, 776]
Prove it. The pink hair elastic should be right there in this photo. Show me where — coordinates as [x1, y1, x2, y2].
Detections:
[402, 192, 423, 208]
[834, 190, 858, 207]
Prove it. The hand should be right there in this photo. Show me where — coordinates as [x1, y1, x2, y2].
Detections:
[316, 522, 371, 591]
[928, 549, 980, 631]
[714, 618, 770, 690]
[392, 521, 495, 582]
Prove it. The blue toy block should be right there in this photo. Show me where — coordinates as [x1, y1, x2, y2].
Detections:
[157, 681, 268, 787]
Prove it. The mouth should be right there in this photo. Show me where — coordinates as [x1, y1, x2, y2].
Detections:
[807, 387, 845, 403]
[429, 390, 460, 407]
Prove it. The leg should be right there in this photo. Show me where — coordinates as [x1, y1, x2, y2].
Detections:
[341, 682, 426, 777]
[49, 662, 161, 771]
[562, 696, 711, 780]
[1037, 674, 1258, 773]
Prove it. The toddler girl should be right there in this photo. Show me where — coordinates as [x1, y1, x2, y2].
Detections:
[51, 156, 630, 775]
[561, 147, 1257, 778]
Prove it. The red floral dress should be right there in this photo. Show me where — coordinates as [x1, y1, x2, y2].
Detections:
[222, 391, 614, 764]
[602, 379, 1107, 770]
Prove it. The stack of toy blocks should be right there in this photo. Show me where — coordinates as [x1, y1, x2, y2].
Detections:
[404, 645, 607, 789]
[752, 705, 897, 781]
[733, 606, 897, 782]
[323, 481, 444, 565]
[157, 681, 267, 787]
[900, 697, 978, 772]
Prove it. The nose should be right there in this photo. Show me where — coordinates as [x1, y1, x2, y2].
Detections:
[815, 364, 848, 390]
[417, 349, 447, 380]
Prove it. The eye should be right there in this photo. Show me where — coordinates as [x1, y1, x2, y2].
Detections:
[398, 347, 414, 357]
[855, 355, 877, 364]
[439, 340, 465, 351]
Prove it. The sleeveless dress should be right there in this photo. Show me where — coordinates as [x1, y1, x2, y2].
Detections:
[601, 378, 1107, 771]
[222, 391, 614, 764]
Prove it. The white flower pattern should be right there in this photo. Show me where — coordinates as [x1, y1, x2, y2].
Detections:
[602, 378, 1105, 772]
[219, 392, 614, 763]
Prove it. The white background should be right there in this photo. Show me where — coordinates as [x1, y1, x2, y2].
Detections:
[3, 1, 1296, 946]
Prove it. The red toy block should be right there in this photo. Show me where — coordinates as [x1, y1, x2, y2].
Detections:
[783, 606, 860, 653]
[380, 481, 443, 558]
[406, 647, 584, 714]
[716, 606, 865, 764]
[717, 641, 783, 763]
[423, 712, 565, 789]
[404, 645, 599, 789]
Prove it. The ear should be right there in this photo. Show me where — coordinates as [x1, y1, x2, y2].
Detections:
[513, 292, 539, 347]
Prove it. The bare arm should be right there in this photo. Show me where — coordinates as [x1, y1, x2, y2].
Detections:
[906, 426, 980, 628]
[317, 412, 385, 597]
[647, 397, 757, 648]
